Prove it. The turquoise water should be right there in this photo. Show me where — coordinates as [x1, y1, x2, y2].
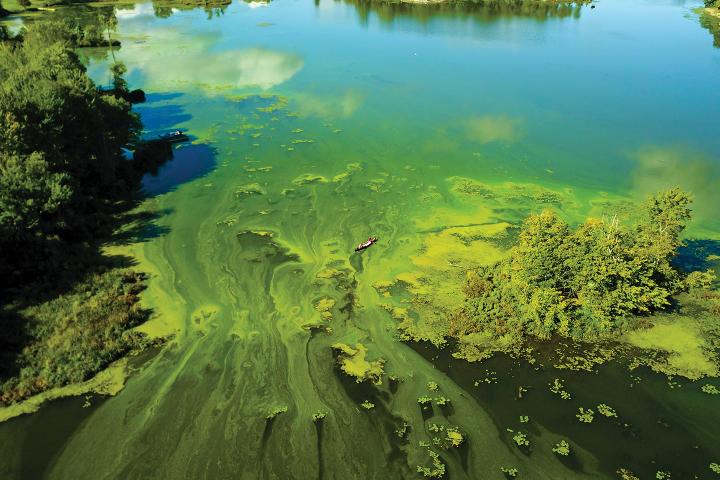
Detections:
[1, 0, 720, 478]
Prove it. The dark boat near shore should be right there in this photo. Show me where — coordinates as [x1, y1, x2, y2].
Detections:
[355, 237, 378, 252]
[160, 130, 189, 143]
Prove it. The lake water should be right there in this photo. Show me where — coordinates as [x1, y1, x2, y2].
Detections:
[1, 0, 719, 478]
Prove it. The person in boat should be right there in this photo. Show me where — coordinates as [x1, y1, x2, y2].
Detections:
[355, 237, 378, 252]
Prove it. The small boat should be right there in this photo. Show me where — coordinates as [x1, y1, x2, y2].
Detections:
[355, 237, 378, 252]
[159, 130, 189, 143]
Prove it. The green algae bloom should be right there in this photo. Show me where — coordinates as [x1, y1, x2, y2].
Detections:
[331, 343, 385, 384]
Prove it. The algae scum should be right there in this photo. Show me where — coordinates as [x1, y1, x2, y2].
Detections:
[2, 0, 720, 478]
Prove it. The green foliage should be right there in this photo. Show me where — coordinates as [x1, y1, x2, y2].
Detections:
[360, 400, 375, 410]
[418, 395, 433, 405]
[452, 189, 697, 344]
[519, 415, 529, 423]
[427, 381, 439, 391]
[552, 439, 570, 456]
[655, 471, 671, 479]
[0, 152, 71, 239]
[710, 462, 720, 474]
[0, 23, 142, 269]
[0, 269, 149, 405]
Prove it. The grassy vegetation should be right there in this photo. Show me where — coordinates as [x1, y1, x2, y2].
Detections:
[0, 268, 150, 405]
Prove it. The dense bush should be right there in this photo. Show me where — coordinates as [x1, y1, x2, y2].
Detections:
[451, 188, 713, 341]
[0, 270, 149, 405]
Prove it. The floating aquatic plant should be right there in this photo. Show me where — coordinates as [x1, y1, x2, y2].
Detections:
[549, 378, 572, 400]
[506, 428, 529, 447]
[312, 411, 326, 422]
[552, 439, 570, 456]
[701, 384, 720, 395]
[416, 449, 446, 478]
[617, 468, 640, 480]
[434, 396, 450, 406]
[266, 405, 288, 419]
[395, 422, 409, 439]
[445, 427, 464, 448]
[655, 471, 671, 479]
[576, 407, 594, 423]
[597, 404, 618, 418]
[710, 463, 720, 474]
[519, 415, 529, 423]
[418, 396, 433, 405]
[500, 466, 518, 477]
[360, 400, 375, 410]
[427, 381, 439, 391]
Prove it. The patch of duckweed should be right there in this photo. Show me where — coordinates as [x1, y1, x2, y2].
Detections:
[552, 439, 570, 456]
[597, 403, 618, 418]
[576, 407, 594, 423]
[427, 381, 439, 391]
[500, 466, 519, 477]
[444, 427, 463, 447]
[416, 449, 445, 478]
[709, 463, 720, 474]
[360, 400, 375, 410]
[506, 428, 530, 447]
[617, 468, 640, 480]
[702, 384, 720, 394]
[266, 405, 288, 419]
[311, 411, 326, 422]
[549, 378, 572, 400]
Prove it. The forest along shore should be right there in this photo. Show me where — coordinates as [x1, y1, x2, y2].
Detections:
[0, 18, 170, 419]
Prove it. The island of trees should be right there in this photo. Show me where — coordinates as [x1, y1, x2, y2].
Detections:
[448, 188, 717, 360]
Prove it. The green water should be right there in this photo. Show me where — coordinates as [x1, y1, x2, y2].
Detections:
[2, 0, 720, 478]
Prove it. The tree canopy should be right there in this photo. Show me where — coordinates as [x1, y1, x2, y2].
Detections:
[0, 24, 140, 256]
[451, 188, 713, 342]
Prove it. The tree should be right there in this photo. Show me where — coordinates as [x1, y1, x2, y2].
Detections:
[454, 188, 700, 342]
[0, 152, 71, 241]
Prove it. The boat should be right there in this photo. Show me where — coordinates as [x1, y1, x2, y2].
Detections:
[354, 237, 378, 252]
[159, 130, 189, 143]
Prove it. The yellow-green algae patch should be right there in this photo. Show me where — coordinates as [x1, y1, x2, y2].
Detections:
[332, 343, 385, 384]
[0, 359, 129, 423]
[624, 316, 719, 379]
